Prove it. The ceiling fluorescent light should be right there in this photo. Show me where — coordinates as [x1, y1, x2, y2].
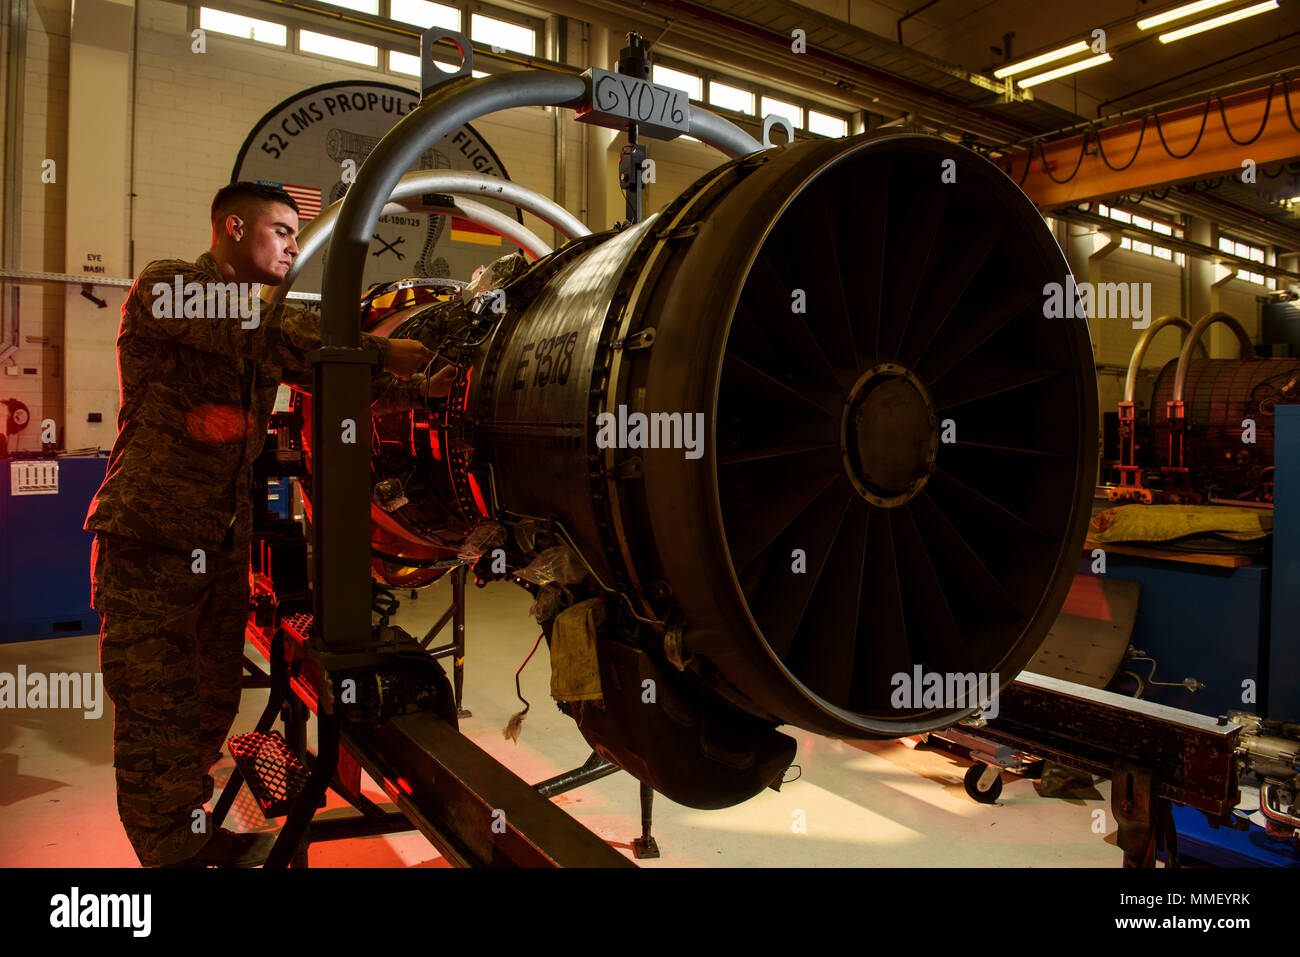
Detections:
[1137, 0, 1234, 30]
[1018, 52, 1113, 88]
[993, 41, 1089, 79]
[1158, 0, 1279, 42]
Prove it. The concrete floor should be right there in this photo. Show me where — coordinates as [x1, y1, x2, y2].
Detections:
[0, 574, 1122, 867]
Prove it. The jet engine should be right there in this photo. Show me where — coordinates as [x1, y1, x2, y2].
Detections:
[290, 132, 1098, 810]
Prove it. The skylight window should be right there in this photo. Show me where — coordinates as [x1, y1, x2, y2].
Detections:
[199, 7, 287, 45]
[390, 0, 459, 29]
[323, 0, 378, 13]
[761, 96, 802, 128]
[300, 29, 378, 65]
[471, 13, 534, 55]
[808, 110, 847, 137]
[708, 80, 753, 114]
[653, 65, 702, 101]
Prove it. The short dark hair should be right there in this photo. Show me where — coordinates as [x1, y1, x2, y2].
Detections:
[210, 181, 300, 224]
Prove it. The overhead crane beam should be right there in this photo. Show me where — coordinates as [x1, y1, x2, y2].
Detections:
[1001, 79, 1300, 209]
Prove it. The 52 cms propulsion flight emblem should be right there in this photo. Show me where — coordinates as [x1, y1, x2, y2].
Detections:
[231, 80, 518, 294]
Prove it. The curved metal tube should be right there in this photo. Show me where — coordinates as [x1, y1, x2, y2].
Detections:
[1173, 311, 1257, 404]
[691, 106, 764, 156]
[325, 72, 587, 347]
[1123, 315, 1207, 404]
[424, 194, 551, 259]
[367, 301, 443, 339]
[323, 70, 763, 347]
[271, 170, 584, 302]
[265, 196, 548, 303]
[411, 170, 591, 237]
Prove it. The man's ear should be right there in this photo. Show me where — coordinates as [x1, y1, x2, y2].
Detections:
[223, 213, 245, 243]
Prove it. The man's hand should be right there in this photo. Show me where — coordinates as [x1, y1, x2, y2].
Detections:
[370, 364, 458, 415]
[384, 338, 434, 379]
[421, 364, 458, 401]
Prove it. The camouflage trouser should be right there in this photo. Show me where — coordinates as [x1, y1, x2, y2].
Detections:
[90, 531, 251, 867]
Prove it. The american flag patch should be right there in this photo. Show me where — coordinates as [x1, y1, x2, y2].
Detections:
[278, 183, 322, 221]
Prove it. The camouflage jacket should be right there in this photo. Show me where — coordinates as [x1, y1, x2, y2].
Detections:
[84, 251, 427, 552]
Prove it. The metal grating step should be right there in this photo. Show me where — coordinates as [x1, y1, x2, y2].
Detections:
[228, 730, 310, 818]
[282, 611, 314, 642]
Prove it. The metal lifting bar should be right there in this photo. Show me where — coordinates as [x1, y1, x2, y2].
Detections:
[310, 29, 760, 655]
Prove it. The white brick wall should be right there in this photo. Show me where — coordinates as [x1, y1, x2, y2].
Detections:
[2, 0, 71, 450]
[1094, 252, 1186, 369]
[1217, 282, 1265, 342]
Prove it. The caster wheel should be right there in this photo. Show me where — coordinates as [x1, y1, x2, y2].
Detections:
[964, 763, 1003, 804]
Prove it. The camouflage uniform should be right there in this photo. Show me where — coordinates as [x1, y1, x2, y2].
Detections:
[85, 251, 425, 866]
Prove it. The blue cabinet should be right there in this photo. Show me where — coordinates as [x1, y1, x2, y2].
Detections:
[1, 455, 106, 642]
[1270, 405, 1300, 720]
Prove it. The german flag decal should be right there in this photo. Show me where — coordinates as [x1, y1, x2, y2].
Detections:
[450, 217, 502, 246]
